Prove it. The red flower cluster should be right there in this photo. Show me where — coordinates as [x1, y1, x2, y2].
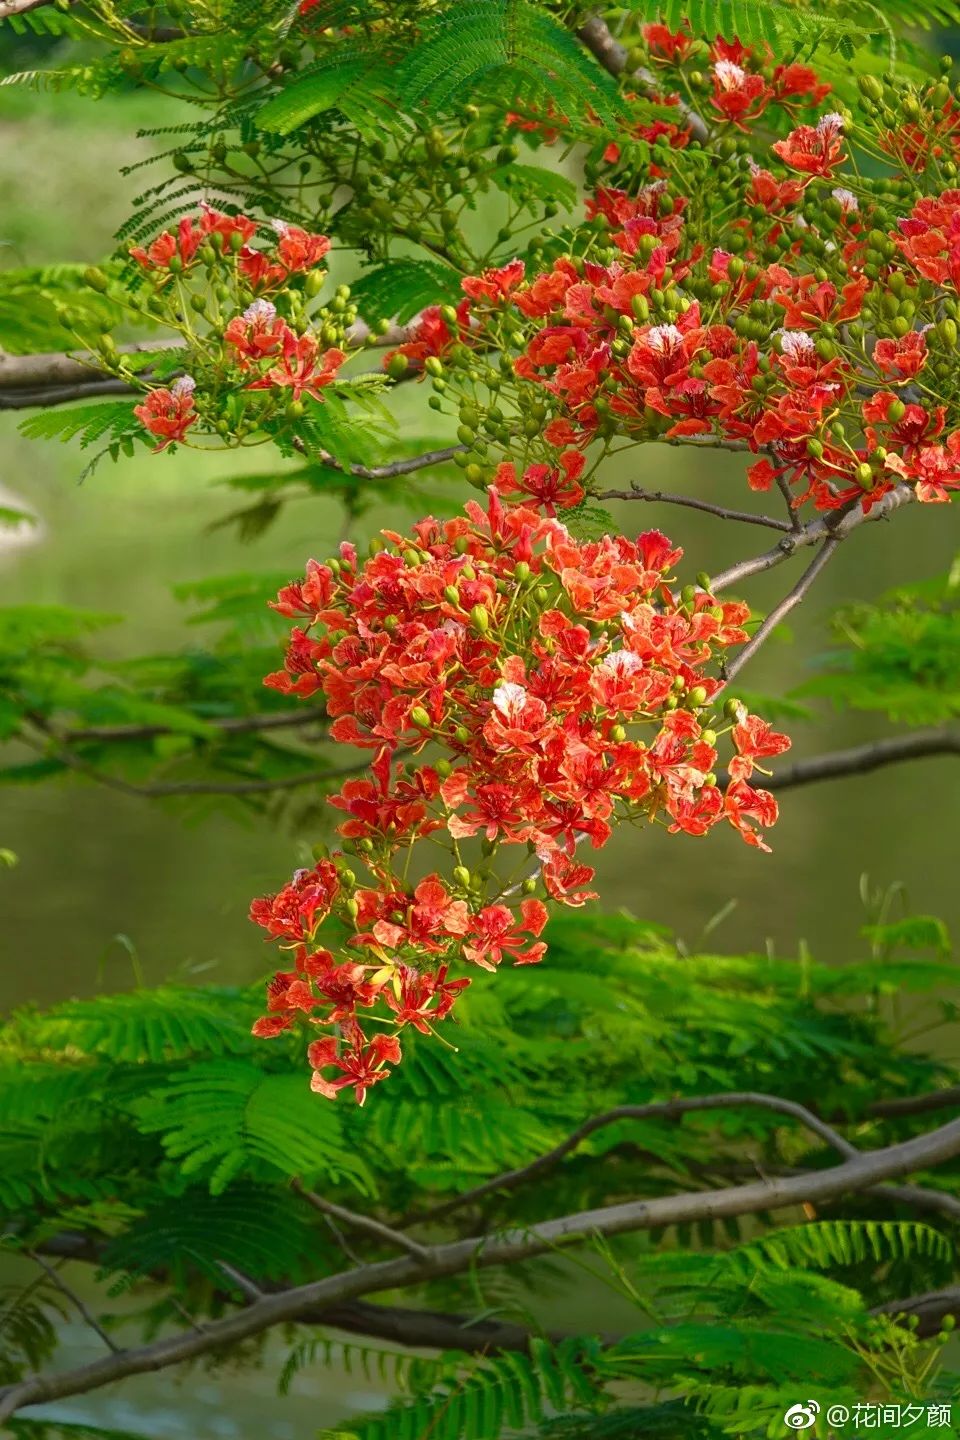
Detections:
[127, 210, 348, 449]
[252, 487, 788, 1099]
[467, 156, 960, 514]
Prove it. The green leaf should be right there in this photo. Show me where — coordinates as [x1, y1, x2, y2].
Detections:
[131, 1058, 376, 1193]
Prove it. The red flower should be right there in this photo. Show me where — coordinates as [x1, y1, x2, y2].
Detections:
[463, 899, 549, 970]
[462, 259, 525, 303]
[249, 859, 340, 943]
[382, 964, 470, 1033]
[224, 300, 289, 365]
[384, 301, 470, 372]
[271, 221, 330, 272]
[246, 332, 345, 402]
[710, 59, 772, 126]
[492, 450, 586, 513]
[873, 331, 928, 379]
[772, 113, 845, 178]
[723, 780, 779, 851]
[308, 1032, 401, 1105]
[642, 21, 693, 62]
[729, 711, 791, 781]
[133, 377, 197, 451]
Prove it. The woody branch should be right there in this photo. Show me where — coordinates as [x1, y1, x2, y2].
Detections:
[3, 1113, 960, 1420]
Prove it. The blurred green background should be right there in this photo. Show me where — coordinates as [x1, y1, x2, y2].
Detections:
[2, 53, 960, 1436]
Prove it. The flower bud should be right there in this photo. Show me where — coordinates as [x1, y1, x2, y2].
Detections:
[386, 353, 409, 380]
[444, 584, 461, 607]
[410, 705, 432, 728]
[521, 877, 537, 895]
[515, 560, 531, 583]
[453, 865, 472, 889]
[83, 266, 109, 293]
[723, 696, 743, 720]
[439, 304, 460, 327]
[346, 897, 360, 920]
[687, 685, 708, 706]
[610, 724, 627, 743]
[470, 604, 490, 633]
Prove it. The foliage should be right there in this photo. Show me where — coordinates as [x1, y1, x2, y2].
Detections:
[0, 909, 957, 1430]
[4, 0, 960, 1432]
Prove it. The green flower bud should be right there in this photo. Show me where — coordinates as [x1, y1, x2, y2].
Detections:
[410, 705, 432, 728]
[386, 353, 409, 380]
[470, 604, 490, 633]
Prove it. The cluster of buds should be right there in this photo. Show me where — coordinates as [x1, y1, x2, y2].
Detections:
[251, 485, 788, 1101]
[86, 207, 360, 451]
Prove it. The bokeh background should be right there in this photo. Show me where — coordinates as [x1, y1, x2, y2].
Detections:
[2, 37, 960, 1436]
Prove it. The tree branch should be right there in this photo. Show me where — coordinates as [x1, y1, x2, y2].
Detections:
[577, 14, 710, 143]
[598, 487, 792, 531]
[0, 321, 411, 411]
[710, 484, 916, 595]
[743, 729, 960, 793]
[722, 537, 840, 683]
[5, 1114, 960, 1420]
[404, 1091, 858, 1227]
[290, 438, 467, 479]
[872, 1287, 960, 1339]
[59, 708, 328, 745]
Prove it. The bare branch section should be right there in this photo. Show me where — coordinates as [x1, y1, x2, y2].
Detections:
[577, 14, 710, 142]
[722, 537, 840, 683]
[407, 1091, 858, 1225]
[710, 483, 916, 594]
[752, 730, 960, 793]
[598, 486, 792, 532]
[3, 1115, 960, 1420]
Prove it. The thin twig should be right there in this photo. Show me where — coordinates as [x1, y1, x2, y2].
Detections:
[29, 1252, 122, 1355]
[722, 537, 840, 684]
[292, 1180, 429, 1261]
[289, 438, 467, 480]
[598, 487, 792, 532]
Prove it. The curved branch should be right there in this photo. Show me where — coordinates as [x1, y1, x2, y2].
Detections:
[4, 1114, 960, 1420]
[747, 729, 960, 793]
[404, 1091, 857, 1227]
[597, 487, 792, 532]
